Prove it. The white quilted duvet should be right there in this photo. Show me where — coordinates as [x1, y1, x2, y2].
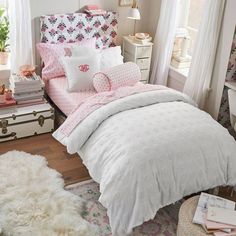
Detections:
[53, 89, 236, 236]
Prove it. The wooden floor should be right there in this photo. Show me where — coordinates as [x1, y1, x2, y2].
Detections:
[0, 134, 235, 201]
[0, 133, 91, 185]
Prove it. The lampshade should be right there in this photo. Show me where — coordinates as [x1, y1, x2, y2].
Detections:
[127, 8, 141, 20]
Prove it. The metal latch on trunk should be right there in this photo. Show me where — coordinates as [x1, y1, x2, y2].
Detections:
[38, 115, 45, 127]
[0, 119, 8, 134]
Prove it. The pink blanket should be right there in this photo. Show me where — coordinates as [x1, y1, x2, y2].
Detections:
[59, 83, 168, 136]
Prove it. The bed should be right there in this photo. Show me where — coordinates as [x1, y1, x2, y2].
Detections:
[46, 77, 96, 116]
[40, 13, 236, 236]
[40, 12, 118, 115]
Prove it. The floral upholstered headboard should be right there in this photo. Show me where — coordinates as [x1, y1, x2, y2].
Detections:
[40, 12, 118, 49]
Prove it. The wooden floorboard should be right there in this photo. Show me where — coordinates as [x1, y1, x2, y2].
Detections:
[0, 133, 91, 186]
[0, 133, 235, 201]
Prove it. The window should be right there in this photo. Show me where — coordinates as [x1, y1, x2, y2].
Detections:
[0, 0, 9, 71]
[185, 0, 206, 55]
[0, 0, 7, 8]
[171, 0, 206, 72]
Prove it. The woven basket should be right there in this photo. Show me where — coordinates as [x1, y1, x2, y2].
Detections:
[177, 196, 207, 236]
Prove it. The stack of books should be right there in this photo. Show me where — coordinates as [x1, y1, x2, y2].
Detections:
[171, 55, 192, 69]
[84, 5, 106, 16]
[10, 73, 45, 106]
[193, 193, 236, 236]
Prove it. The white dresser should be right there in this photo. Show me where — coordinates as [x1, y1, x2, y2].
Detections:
[122, 36, 153, 84]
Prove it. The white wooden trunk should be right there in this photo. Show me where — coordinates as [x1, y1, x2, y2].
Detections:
[0, 103, 54, 142]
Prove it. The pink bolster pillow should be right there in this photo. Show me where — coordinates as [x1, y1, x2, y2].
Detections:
[93, 62, 141, 92]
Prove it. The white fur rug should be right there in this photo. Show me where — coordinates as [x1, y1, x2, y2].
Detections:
[0, 151, 98, 236]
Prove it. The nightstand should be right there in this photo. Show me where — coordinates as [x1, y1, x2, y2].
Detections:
[122, 36, 153, 83]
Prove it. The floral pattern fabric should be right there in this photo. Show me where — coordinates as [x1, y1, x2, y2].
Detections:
[40, 12, 118, 49]
[218, 26, 236, 139]
[226, 26, 236, 81]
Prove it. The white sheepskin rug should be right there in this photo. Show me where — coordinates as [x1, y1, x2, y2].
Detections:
[0, 151, 98, 236]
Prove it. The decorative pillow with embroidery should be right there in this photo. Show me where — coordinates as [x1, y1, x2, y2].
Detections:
[37, 38, 96, 80]
[61, 54, 101, 92]
[93, 62, 141, 92]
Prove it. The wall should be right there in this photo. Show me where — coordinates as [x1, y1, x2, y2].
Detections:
[30, 0, 161, 67]
[30, 0, 161, 64]
[226, 27, 236, 82]
[148, 0, 161, 38]
[205, 0, 236, 119]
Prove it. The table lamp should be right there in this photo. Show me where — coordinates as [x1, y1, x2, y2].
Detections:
[127, 0, 141, 36]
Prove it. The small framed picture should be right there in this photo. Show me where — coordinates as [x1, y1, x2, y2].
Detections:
[119, 0, 133, 7]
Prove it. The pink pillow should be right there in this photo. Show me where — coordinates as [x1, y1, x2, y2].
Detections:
[37, 38, 96, 80]
[93, 62, 141, 92]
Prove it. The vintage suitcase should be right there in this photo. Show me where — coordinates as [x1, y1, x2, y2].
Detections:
[0, 103, 54, 142]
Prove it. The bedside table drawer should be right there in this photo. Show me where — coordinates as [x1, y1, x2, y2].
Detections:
[123, 51, 135, 62]
[140, 70, 149, 81]
[136, 58, 150, 70]
[137, 46, 152, 58]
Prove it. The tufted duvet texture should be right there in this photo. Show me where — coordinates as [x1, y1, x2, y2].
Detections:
[54, 89, 236, 236]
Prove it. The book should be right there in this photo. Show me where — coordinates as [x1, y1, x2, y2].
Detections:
[0, 98, 16, 108]
[85, 5, 99, 10]
[13, 89, 44, 97]
[201, 223, 222, 234]
[171, 58, 191, 69]
[11, 73, 42, 86]
[10, 84, 44, 94]
[207, 207, 236, 227]
[15, 96, 44, 102]
[84, 9, 107, 16]
[199, 213, 233, 234]
[13, 91, 44, 101]
[172, 55, 192, 63]
[17, 98, 44, 105]
[193, 193, 235, 225]
[206, 216, 236, 230]
[214, 229, 236, 236]
[16, 100, 45, 108]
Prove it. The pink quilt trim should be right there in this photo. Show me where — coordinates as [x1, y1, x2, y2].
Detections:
[60, 83, 168, 137]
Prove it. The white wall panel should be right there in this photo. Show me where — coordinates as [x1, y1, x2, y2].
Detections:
[29, 0, 161, 65]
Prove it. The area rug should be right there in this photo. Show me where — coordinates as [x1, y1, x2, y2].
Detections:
[67, 180, 182, 236]
[0, 151, 98, 236]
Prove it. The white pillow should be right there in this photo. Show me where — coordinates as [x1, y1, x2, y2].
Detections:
[70, 45, 97, 57]
[100, 46, 124, 70]
[71, 46, 123, 70]
[61, 54, 101, 92]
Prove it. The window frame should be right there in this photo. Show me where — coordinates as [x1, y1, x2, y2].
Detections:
[0, 0, 10, 73]
[177, 0, 206, 53]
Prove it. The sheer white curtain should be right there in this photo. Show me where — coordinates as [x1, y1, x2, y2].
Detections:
[9, 0, 33, 74]
[183, 0, 225, 109]
[150, 0, 178, 85]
